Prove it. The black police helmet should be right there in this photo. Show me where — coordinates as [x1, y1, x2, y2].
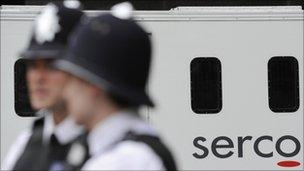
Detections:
[54, 4, 154, 107]
[20, 1, 84, 59]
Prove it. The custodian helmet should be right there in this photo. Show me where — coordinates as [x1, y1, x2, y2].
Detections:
[54, 5, 154, 107]
[20, 1, 84, 59]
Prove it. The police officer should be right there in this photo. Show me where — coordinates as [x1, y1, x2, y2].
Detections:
[54, 2, 177, 170]
[1, 1, 86, 170]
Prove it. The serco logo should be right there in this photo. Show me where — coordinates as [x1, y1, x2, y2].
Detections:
[193, 135, 301, 168]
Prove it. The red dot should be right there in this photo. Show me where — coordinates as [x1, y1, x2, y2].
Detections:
[277, 161, 301, 167]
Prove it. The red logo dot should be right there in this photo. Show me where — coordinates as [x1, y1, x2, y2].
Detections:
[277, 161, 301, 167]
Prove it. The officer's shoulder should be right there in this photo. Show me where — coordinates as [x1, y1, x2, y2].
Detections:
[84, 141, 164, 170]
[114, 140, 161, 157]
[13, 116, 42, 141]
[15, 128, 32, 142]
[104, 140, 163, 161]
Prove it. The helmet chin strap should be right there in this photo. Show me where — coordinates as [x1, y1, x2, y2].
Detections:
[49, 99, 68, 125]
[84, 98, 122, 131]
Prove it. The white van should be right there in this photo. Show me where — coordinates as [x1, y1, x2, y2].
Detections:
[1, 6, 303, 170]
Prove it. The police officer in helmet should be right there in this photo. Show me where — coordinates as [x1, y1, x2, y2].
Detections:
[54, 2, 177, 170]
[1, 1, 86, 170]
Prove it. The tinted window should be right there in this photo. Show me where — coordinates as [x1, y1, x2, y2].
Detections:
[190, 57, 222, 114]
[14, 59, 36, 116]
[268, 56, 299, 113]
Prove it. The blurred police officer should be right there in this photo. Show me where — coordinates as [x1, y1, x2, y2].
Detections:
[1, 1, 86, 170]
[54, 2, 177, 170]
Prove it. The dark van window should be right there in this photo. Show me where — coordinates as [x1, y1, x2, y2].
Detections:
[190, 57, 222, 114]
[268, 56, 299, 113]
[15, 59, 36, 116]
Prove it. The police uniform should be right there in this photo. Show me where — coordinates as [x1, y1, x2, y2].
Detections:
[53, 2, 177, 170]
[1, 2, 86, 170]
[81, 111, 176, 170]
[2, 111, 83, 170]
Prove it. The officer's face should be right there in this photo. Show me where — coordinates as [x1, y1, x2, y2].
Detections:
[26, 59, 68, 110]
[63, 75, 99, 125]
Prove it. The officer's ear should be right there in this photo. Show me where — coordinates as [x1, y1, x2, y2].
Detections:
[89, 84, 106, 99]
[89, 85, 121, 108]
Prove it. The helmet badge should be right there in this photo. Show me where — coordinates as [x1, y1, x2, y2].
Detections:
[35, 4, 61, 44]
